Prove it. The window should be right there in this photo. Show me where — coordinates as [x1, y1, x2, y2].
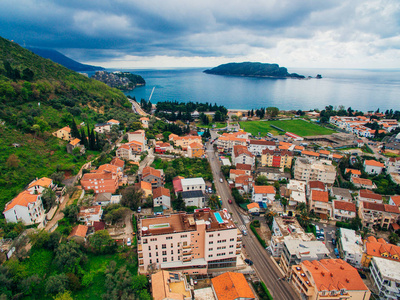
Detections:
[208, 254, 213, 258]
[150, 238, 157, 242]
[166, 236, 172, 240]
[171, 257, 174, 262]
[149, 259, 152, 264]
[171, 250, 173, 255]
[163, 257, 167, 262]
[149, 253, 151, 257]
[156, 252, 158, 257]
[230, 238, 234, 242]
[143, 239, 148, 244]
[209, 234, 214, 238]
[156, 259, 159, 263]
[162, 244, 166, 249]
[162, 251, 167, 255]
[148, 246, 151, 250]
[171, 243, 173, 248]
[209, 248, 213, 251]
[209, 241, 213, 244]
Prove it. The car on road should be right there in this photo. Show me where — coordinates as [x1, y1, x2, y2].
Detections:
[137, 206, 141, 213]
[127, 238, 132, 246]
[228, 199, 233, 204]
[244, 258, 253, 265]
[242, 229, 248, 236]
[219, 178, 223, 183]
[334, 248, 340, 258]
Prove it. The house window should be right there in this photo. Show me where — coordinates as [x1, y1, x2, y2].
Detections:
[163, 258, 167, 262]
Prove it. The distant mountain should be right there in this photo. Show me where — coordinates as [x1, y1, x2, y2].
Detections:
[26, 47, 105, 72]
[204, 62, 306, 79]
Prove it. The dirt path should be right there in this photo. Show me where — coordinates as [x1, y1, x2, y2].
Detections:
[44, 194, 70, 231]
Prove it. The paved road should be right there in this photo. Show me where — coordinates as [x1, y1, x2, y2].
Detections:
[206, 141, 299, 300]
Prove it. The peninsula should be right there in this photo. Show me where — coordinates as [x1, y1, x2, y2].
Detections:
[204, 62, 307, 79]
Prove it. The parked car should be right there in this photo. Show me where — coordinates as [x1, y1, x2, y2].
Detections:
[242, 229, 248, 236]
[127, 238, 132, 246]
[332, 238, 336, 246]
[219, 178, 223, 183]
[137, 206, 141, 213]
[228, 199, 233, 204]
[334, 248, 340, 258]
[244, 259, 253, 265]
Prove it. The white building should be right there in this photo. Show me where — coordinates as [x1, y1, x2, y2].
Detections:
[364, 159, 385, 175]
[286, 180, 307, 208]
[78, 205, 103, 226]
[294, 158, 336, 185]
[127, 129, 147, 147]
[153, 187, 171, 209]
[3, 191, 45, 225]
[27, 177, 55, 194]
[338, 228, 363, 268]
[232, 145, 255, 168]
[333, 200, 357, 221]
[182, 190, 205, 208]
[370, 256, 400, 300]
[247, 139, 276, 156]
[180, 178, 206, 192]
[252, 185, 275, 206]
[386, 157, 400, 175]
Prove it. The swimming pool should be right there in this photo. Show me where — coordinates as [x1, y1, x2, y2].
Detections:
[214, 212, 224, 224]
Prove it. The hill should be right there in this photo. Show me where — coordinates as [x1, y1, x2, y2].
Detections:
[204, 62, 305, 78]
[26, 47, 105, 72]
[0, 36, 136, 213]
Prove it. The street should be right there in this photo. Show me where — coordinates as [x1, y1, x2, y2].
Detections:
[206, 131, 299, 300]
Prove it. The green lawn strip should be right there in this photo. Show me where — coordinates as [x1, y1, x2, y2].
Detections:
[239, 121, 279, 137]
[249, 223, 267, 248]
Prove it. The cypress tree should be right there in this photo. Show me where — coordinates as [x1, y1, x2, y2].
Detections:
[71, 119, 79, 139]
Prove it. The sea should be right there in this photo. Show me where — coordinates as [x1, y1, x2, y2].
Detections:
[107, 68, 400, 112]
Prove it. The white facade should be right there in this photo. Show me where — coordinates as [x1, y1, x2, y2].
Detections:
[294, 158, 336, 184]
[94, 123, 111, 133]
[338, 228, 363, 268]
[182, 191, 205, 208]
[181, 178, 206, 192]
[247, 140, 276, 156]
[287, 180, 307, 207]
[370, 257, 400, 300]
[232, 153, 255, 167]
[128, 130, 147, 147]
[386, 157, 400, 175]
[153, 195, 171, 209]
[3, 193, 45, 225]
[364, 161, 384, 175]
[251, 190, 275, 205]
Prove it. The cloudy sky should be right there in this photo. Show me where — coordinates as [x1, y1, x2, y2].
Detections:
[1, 0, 399, 69]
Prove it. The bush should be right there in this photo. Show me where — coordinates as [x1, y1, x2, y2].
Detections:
[252, 281, 273, 300]
[250, 223, 266, 248]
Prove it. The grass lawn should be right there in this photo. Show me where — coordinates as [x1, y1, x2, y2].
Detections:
[197, 122, 226, 129]
[240, 119, 335, 137]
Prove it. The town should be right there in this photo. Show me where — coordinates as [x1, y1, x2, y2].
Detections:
[2, 104, 400, 300]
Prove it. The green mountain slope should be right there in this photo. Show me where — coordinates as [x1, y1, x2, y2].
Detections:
[0, 36, 135, 214]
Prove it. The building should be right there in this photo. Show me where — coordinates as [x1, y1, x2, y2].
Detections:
[229, 169, 247, 180]
[137, 210, 241, 275]
[211, 272, 255, 300]
[364, 159, 385, 175]
[248, 139, 276, 156]
[234, 175, 253, 194]
[216, 134, 247, 153]
[261, 149, 293, 169]
[307, 181, 326, 197]
[140, 117, 149, 129]
[330, 187, 352, 202]
[361, 236, 400, 267]
[151, 270, 192, 300]
[116, 140, 144, 161]
[135, 181, 153, 198]
[81, 171, 119, 194]
[170, 135, 202, 150]
[386, 157, 400, 175]
[232, 145, 255, 168]
[180, 178, 206, 193]
[333, 201, 356, 221]
[351, 177, 376, 189]
[338, 228, 363, 268]
[52, 126, 71, 141]
[94, 123, 111, 133]
[389, 195, 400, 208]
[358, 202, 400, 229]
[187, 142, 204, 158]
[285, 132, 303, 141]
[252, 185, 276, 206]
[27, 177, 55, 194]
[257, 167, 291, 182]
[68, 224, 88, 243]
[155, 141, 173, 154]
[172, 176, 185, 195]
[358, 189, 383, 204]
[291, 259, 370, 300]
[66, 138, 84, 154]
[284, 180, 307, 209]
[269, 216, 315, 257]
[301, 150, 320, 159]
[140, 166, 164, 188]
[247, 202, 260, 214]
[345, 168, 361, 178]
[370, 256, 400, 300]
[235, 163, 252, 176]
[294, 158, 336, 185]
[77, 205, 103, 226]
[310, 190, 332, 219]
[95, 193, 121, 206]
[280, 240, 330, 275]
[3, 191, 45, 225]
[127, 129, 147, 148]
[153, 187, 171, 209]
[181, 190, 205, 208]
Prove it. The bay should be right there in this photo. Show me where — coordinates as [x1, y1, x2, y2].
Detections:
[120, 68, 400, 112]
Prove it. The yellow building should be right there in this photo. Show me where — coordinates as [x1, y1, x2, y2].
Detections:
[361, 235, 400, 268]
[52, 126, 71, 141]
[261, 149, 293, 168]
[187, 142, 204, 158]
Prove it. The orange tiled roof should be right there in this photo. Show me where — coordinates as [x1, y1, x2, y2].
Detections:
[135, 181, 152, 191]
[332, 153, 343, 159]
[236, 163, 252, 171]
[69, 138, 81, 146]
[253, 185, 275, 194]
[384, 204, 400, 214]
[68, 224, 88, 238]
[302, 150, 320, 157]
[319, 150, 330, 155]
[4, 191, 40, 212]
[359, 189, 382, 201]
[108, 119, 119, 124]
[247, 202, 260, 210]
[97, 164, 119, 174]
[28, 177, 52, 189]
[365, 236, 400, 260]
[153, 187, 170, 199]
[233, 145, 254, 158]
[142, 166, 162, 179]
[139, 117, 149, 121]
[211, 272, 255, 300]
[334, 200, 356, 212]
[365, 160, 385, 168]
[391, 196, 400, 207]
[345, 168, 362, 175]
[188, 142, 203, 149]
[301, 259, 368, 292]
[230, 169, 246, 176]
[60, 126, 71, 133]
[235, 175, 252, 185]
[312, 190, 329, 203]
[351, 177, 373, 186]
[110, 157, 125, 168]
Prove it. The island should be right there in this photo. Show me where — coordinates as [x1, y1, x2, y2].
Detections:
[91, 70, 145, 90]
[204, 62, 311, 79]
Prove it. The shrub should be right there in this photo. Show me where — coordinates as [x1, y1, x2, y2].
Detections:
[250, 223, 266, 248]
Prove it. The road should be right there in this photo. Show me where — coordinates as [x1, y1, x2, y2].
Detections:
[206, 135, 299, 300]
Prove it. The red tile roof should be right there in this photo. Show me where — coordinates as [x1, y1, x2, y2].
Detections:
[247, 203, 260, 210]
[172, 176, 184, 193]
[362, 201, 385, 212]
[309, 181, 325, 190]
[142, 166, 162, 179]
[345, 168, 362, 175]
[235, 175, 252, 185]
[28, 177, 52, 189]
[68, 224, 88, 239]
[233, 145, 254, 158]
[253, 185, 275, 194]
[4, 191, 40, 212]
[110, 157, 125, 168]
[312, 190, 329, 203]
[391, 196, 400, 207]
[135, 181, 152, 191]
[236, 163, 252, 171]
[230, 169, 246, 176]
[211, 272, 255, 300]
[351, 177, 373, 186]
[249, 139, 275, 146]
[334, 200, 356, 212]
[365, 160, 384, 168]
[153, 187, 170, 199]
[359, 189, 382, 201]
[69, 138, 81, 146]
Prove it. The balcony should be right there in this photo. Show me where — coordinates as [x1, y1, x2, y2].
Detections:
[183, 245, 191, 249]
[139, 259, 144, 266]
[183, 257, 191, 262]
[183, 251, 191, 256]
[236, 250, 241, 255]
[138, 253, 143, 258]
[236, 244, 241, 249]
[137, 244, 142, 252]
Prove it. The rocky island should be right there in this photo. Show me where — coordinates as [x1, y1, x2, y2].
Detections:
[204, 62, 319, 79]
[91, 70, 145, 90]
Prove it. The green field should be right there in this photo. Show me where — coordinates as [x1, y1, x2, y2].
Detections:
[239, 119, 336, 137]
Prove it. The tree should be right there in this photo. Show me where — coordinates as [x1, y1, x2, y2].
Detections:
[103, 262, 134, 300]
[87, 230, 117, 254]
[174, 193, 186, 211]
[389, 232, 399, 245]
[62, 205, 79, 223]
[266, 107, 279, 118]
[6, 154, 20, 169]
[51, 171, 65, 185]
[19, 274, 41, 296]
[53, 241, 87, 274]
[121, 186, 144, 211]
[255, 175, 268, 186]
[53, 291, 73, 300]
[31, 124, 41, 138]
[45, 274, 69, 295]
[42, 187, 57, 211]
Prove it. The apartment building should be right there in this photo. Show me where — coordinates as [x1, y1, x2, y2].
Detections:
[284, 180, 307, 209]
[127, 129, 147, 147]
[361, 236, 400, 268]
[291, 259, 370, 300]
[261, 149, 293, 169]
[140, 166, 165, 188]
[180, 178, 206, 192]
[269, 216, 315, 257]
[27, 177, 56, 194]
[252, 185, 276, 206]
[358, 201, 400, 229]
[333, 201, 356, 221]
[187, 142, 204, 158]
[280, 240, 330, 276]
[294, 158, 336, 185]
[81, 172, 119, 194]
[309, 190, 332, 219]
[358, 189, 383, 204]
[236, 163, 252, 175]
[182, 190, 205, 208]
[232, 145, 255, 167]
[307, 180, 326, 197]
[338, 228, 363, 268]
[370, 257, 400, 300]
[137, 209, 241, 275]
[248, 139, 276, 156]
[3, 191, 45, 225]
[169, 135, 202, 150]
[116, 141, 144, 161]
[330, 187, 352, 202]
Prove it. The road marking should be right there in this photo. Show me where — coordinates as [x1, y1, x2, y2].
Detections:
[238, 225, 246, 231]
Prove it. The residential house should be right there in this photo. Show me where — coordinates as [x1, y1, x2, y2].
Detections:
[358, 189, 383, 204]
[285, 180, 307, 209]
[182, 190, 205, 208]
[68, 225, 88, 243]
[247, 202, 260, 214]
[127, 130, 146, 148]
[52, 126, 71, 141]
[261, 149, 293, 169]
[155, 141, 173, 154]
[364, 159, 385, 175]
[211, 272, 255, 300]
[345, 168, 362, 178]
[307, 180, 326, 197]
[310, 190, 332, 219]
[361, 236, 400, 267]
[135, 181, 153, 198]
[252, 185, 276, 206]
[232, 145, 255, 168]
[27, 177, 55, 194]
[80, 171, 119, 194]
[95, 193, 121, 206]
[94, 123, 111, 134]
[107, 119, 120, 127]
[370, 257, 400, 300]
[140, 117, 149, 129]
[386, 157, 400, 175]
[172, 176, 184, 195]
[116, 140, 143, 161]
[137, 210, 242, 275]
[216, 133, 248, 153]
[151, 270, 192, 300]
[358, 202, 400, 229]
[140, 166, 164, 188]
[389, 195, 400, 208]
[66, 138, 84, 154]
[333, 201, 356, 221]
[331, 187, 352, 202]
[338, 228, 363, 268]
[248, 139, 276, 156]
[169, 135, 201, 150]
[301, 150, 320, 159]
[291, 259, 370, 300]
[229, 169, 246, 180]
[153, 187, 171, 209]
[187, 142, 204, 158]
[294, 158, 336, 185]
[351, 177, 376, 189]
[234, 175, 253, 194]
[180, 178, 206, 193]
[78, 205, 103, 226]
[236, 163, 252, 176]
[3, 191, 45, 225]
[318, 149, 330, 159]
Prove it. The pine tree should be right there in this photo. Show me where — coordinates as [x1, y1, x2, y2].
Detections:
[71, 119, 79, 139]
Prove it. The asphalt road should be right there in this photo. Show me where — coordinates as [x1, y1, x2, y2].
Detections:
[206, 135, 299, 300]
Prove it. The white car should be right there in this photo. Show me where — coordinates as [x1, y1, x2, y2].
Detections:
[219, 178, 223, 183]
[127, 238, 132, 246]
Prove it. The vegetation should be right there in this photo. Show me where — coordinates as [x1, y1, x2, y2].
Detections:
[252, 281, 274, 300]
[250, 222, 267, 248]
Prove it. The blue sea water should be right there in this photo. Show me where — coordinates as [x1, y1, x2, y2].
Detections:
[120, 68, 400, 112]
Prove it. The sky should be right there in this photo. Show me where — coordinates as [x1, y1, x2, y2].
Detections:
[1, 0, 400, 69]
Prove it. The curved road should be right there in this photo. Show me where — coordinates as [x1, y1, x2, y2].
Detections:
[206, 135, 299, 300]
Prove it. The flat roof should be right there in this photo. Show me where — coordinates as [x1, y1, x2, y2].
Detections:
[181, 178, 206, 186]
[284, 240, 330, 260]
[372, 256, 400, 280]
[339, 228, 363, 255]
[182, 190, 204, 199]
